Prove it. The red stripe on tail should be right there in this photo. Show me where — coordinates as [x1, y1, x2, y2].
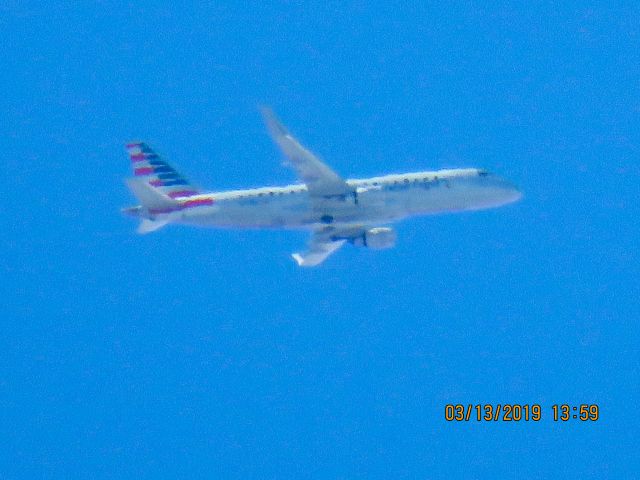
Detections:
[168, 190, 199, 198]
[182, 198, 214, 207]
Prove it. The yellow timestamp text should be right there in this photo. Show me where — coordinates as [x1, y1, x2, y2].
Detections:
[444, 404, 600, 422]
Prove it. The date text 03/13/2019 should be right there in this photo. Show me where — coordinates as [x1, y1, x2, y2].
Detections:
[444, 404, 600, 422]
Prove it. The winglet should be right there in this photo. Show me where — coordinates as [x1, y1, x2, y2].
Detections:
[260, 106, 308, 164]
[260, 106, 288, 140]
[291, 253, 307, 266]
[291, 239, 346, 267]
[137, 219, 170, 234]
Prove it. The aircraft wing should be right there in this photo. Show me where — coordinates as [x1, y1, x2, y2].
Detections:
[292, 236, 346, 267]
[292, 224, 368, 267]
[261, 107, 354, 198]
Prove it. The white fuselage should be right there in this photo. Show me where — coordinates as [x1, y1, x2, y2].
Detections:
[151, 168, 521, 229]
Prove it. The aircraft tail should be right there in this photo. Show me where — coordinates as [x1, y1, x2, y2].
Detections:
[123, 178, 177, 234]
[125, 178, 178, 210]
[125, 142, 201, 199]
[124, 141, 202, 234]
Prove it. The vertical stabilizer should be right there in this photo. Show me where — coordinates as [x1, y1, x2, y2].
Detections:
[125, 142, 201, 199]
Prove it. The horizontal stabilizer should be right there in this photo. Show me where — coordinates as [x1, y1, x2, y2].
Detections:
[126, 178, 178, 209]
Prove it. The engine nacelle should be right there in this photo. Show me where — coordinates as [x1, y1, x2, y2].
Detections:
[353, 227, 397, 249]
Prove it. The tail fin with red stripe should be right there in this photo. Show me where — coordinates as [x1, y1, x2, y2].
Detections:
[125, 142, 201, 199]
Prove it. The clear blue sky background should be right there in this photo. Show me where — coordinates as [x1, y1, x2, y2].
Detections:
[2, 2, 638, 478]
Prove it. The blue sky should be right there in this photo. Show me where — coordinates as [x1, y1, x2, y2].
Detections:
[1, 2, 638, 478]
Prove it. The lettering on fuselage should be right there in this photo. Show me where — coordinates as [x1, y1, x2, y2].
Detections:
[211, 172, 458, 203]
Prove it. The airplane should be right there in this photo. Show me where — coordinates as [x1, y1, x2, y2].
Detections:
[122, 108, 522, 266]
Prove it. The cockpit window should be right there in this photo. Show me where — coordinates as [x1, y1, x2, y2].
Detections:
[478, 170, 489, 177]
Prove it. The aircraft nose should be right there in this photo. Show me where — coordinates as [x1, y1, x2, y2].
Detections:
[510, 186, 523, 202]
[496, 177, 523, 203]
[479, 172, 522, 205]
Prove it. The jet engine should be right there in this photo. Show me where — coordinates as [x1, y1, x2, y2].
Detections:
[353, 227, 397, 249]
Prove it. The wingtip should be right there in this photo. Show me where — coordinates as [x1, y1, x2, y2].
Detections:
[258, 105, 273, 123]
[258, 104, 272, 116]
[260, 106, 288, 137]
[291, 252, 327, 267]
[137, 219, 169, 234]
